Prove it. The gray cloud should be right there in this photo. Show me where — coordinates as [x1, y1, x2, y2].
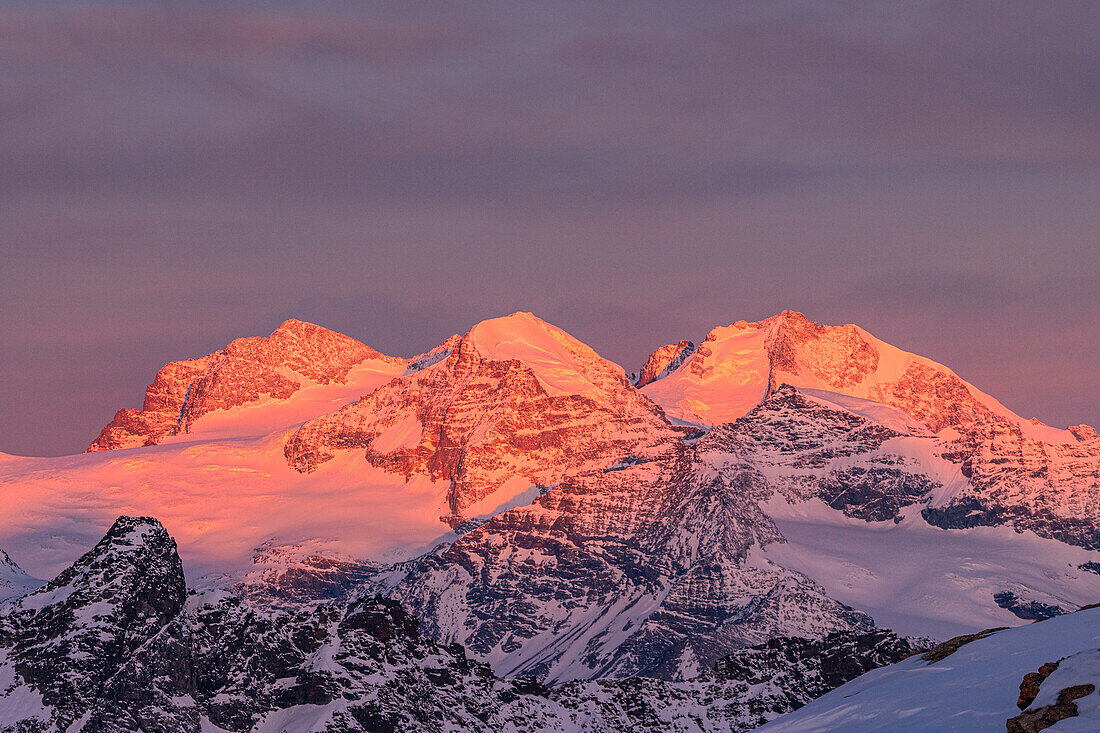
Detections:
[0, 0, 1097, 454]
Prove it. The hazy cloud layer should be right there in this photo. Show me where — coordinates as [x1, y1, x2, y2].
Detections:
[1, 0, 1097, 454]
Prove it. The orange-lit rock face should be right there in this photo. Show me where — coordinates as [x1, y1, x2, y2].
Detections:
[285, 329, 683, 525]
[636, 340, 695, 388]
[86, 319, 398, 451]
[869, 362, 999, 434]
[765, 311, 880, 391]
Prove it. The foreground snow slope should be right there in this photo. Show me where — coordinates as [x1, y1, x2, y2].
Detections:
[760, 606, 1100, 732]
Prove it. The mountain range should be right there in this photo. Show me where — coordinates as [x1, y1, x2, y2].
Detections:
[0, 310, 1096, 731]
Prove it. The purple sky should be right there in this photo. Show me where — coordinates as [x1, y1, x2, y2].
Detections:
[1, 1, 1097, 456]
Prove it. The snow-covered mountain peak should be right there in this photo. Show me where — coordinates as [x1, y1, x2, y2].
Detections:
[405, 333, 462, 373]
[640, 311, 1083, 447]
[86, 319, 405, 451]
[9, 516, 184, 615]
[1070, 424, 1100, 443]
[636, 339, 696, 388]
[0, 516, 187, 731]
[282, 312, 681, 527]
[462, 311, 631, 399]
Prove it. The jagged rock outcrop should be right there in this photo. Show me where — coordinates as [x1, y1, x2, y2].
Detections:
[0, 516, 185, 731]
[923, 420, 1100, 549]
[697, 384, 940, 523]
[636, 339, 695, 388]
[87, 319, 399, 451]
[0, 517, 917, 733]
[1017, 660, 1063, 710]
[285, 313, 686, 526]
[994, 591, 1067, 621]
[389, 393, 894, 684]
[1007, 649, 1099, 733]
[548, 629, 915, 732]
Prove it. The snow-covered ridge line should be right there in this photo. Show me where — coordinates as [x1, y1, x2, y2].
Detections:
[0, 308, 1095, 698]
[639, 310, 1088, 444]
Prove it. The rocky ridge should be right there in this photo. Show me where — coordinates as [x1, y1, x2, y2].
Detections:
[284, 313, 686, 526]
[388, 385, 946, 684]
[3, 309, 1096, 730]
[0, 517, 918, 733]
[86, 319, 399, 451]
[640, 312, 1100, 550]
[635, 339, 696, 388]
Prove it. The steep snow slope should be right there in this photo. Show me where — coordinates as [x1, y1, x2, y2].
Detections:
[760, 606, 1100, 732]
[0, 435, 463, 581]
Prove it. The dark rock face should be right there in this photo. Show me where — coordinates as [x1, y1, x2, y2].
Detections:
[709, 629, 915, 692]
[390, 390, 924, 683]
[87, 319, 396, 451]
[551, 629, 915, 732]
[994, 592, 1067, 621]
[0, 516, 186, 731]
[0, 516, 914, 733]
[818, 466, 938, 523]
[87, 594, 532, 733]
